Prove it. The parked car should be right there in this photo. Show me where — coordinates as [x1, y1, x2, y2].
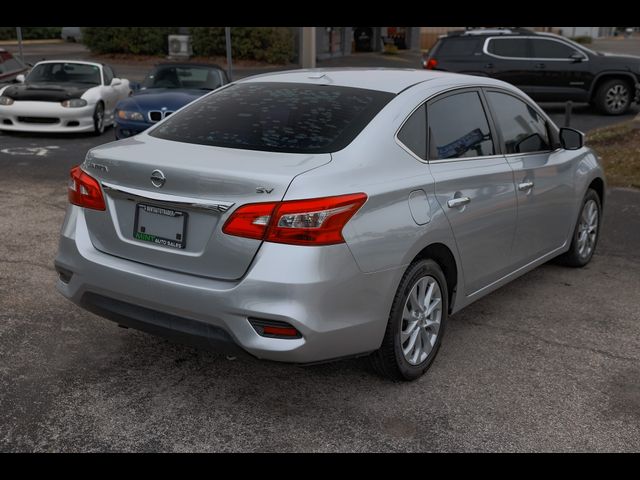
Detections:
[61, 27, 82, 43]
[0, 60, 131, 134]
[422, 28, 640, 115]
[114, 63, 228, 140]
[0, 49, 29, 85]
[54, 69, 605, 381]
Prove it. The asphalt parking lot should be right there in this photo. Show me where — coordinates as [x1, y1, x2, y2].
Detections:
[1, 39, 639, 452]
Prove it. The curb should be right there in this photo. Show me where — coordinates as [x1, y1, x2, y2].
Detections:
[0, 39, 65, 46]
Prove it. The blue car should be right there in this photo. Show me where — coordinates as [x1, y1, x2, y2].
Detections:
[114, 63, 229, 139]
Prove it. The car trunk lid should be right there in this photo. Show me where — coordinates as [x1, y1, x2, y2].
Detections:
[82, 135, 331, 280]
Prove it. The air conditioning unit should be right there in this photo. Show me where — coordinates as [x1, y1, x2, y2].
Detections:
[168, 35, 192, 58]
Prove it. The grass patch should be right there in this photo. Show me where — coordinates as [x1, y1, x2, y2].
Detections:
[586, 119, 640, 189]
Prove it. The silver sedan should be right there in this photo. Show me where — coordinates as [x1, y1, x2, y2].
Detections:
[54, 69, 605, 381]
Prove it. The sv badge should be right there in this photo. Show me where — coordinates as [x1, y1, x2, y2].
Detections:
[256, 187, 274, 194]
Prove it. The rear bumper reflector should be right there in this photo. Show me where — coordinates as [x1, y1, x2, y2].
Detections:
[54, 263, 73, 284]
[249, 318, 302, 339]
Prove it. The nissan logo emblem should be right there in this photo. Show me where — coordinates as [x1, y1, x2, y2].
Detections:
[150, 169, 166, 188]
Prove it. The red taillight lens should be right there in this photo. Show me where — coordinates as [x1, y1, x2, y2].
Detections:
[222, 193, 367, 246]
[425, 58, 438, 70]
[267, 193, 367, 246]
[68, 166, 106, 211]
[222, 201, 278, 240]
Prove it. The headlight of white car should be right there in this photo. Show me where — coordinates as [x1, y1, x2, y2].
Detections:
[61, 99, 88, 108]
[117, 110, 145, 121]
[0, 96, 15, 106]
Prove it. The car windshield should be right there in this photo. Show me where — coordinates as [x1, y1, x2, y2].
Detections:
[27, 62, 101, 85]
[149, 82, 394, 154]
[142, 65, 224, 90]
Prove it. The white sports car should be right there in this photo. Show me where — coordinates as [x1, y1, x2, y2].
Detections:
[0, 60, 131, 134]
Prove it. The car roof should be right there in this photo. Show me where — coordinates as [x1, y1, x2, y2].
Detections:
[237, 68, 486, 94]
[446, 28, 538, 37]
[33, 59, 103, 68]
[155, 62, 224, 69]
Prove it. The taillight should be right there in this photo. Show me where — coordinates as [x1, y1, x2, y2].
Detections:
[68, 165, 106, 211]
[221, 201, 277, 240]
[425, 58, 438, 70]
[222, 193, 367, 246]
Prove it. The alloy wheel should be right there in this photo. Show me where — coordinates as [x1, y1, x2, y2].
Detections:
[577, 199, 599, 259]
[401, 275, 442, 365]
[605, 84, 629, 113]
[95, 104, 104, 133]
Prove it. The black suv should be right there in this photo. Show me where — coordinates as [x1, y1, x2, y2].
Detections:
[423, 28, 640, 115]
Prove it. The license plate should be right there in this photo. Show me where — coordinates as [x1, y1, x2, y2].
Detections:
[133, 203, 188, 250]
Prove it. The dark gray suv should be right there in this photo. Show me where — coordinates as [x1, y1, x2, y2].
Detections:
[422, 28, 640, 115]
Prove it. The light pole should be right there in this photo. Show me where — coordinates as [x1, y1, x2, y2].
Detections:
[225, 27, 233, 81]
[16, 27, 24, 64]
[300, 27, 316, 68]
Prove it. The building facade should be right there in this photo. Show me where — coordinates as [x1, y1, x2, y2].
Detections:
[313, 27, 422, 59]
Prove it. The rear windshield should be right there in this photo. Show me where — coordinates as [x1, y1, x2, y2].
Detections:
[149, 82, 394, 153]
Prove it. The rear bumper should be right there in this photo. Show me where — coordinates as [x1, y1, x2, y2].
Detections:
[54, 206, 403, 363]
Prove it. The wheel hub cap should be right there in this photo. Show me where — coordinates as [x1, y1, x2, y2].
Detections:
[605, 85, 629, 112]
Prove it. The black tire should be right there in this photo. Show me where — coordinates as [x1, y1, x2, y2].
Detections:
[370, 259, 448, 381]
[92, 102, 105, 136]
[557, 189, 602, 267]
[594, 78, 632, 115]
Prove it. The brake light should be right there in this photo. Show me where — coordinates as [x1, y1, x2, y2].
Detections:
[68, 165, 106, 211]
[425, 58, 438, 70]
[221, 201, 277, 240]
[222, 193, 367, 246]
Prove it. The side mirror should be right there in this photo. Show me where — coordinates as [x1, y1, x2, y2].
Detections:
[129, 81, 141, 92]
[569, 52, 585, 63]
[15, 74, 25, 83]
[110, 78, 122, 87]
[560, 127, 584, 150]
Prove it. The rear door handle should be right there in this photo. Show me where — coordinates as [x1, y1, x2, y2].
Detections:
[447, 196, 471, 208]
[518, 181, 534, 191]
[484, 63, 494, 69]
[534, 63, 546, 69]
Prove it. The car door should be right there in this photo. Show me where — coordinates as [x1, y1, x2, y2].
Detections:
[527, 37, 592, 101]
[484, 89, 576, 268]
[427, 89, 518, 295]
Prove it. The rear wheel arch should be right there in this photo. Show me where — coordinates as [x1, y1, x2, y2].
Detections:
[589, 73, 635, 101]
[413, 242, 458, 313]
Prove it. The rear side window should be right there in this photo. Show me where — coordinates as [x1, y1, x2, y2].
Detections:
[486, 91, 550, 154]
[427, 91, 494, 160]
[149, 82, 394, 154]
[530, 39, 578, 59]
[487, 38, 529, 58]
[436, 37, 483, 57]
[397, 104, 426, 159]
